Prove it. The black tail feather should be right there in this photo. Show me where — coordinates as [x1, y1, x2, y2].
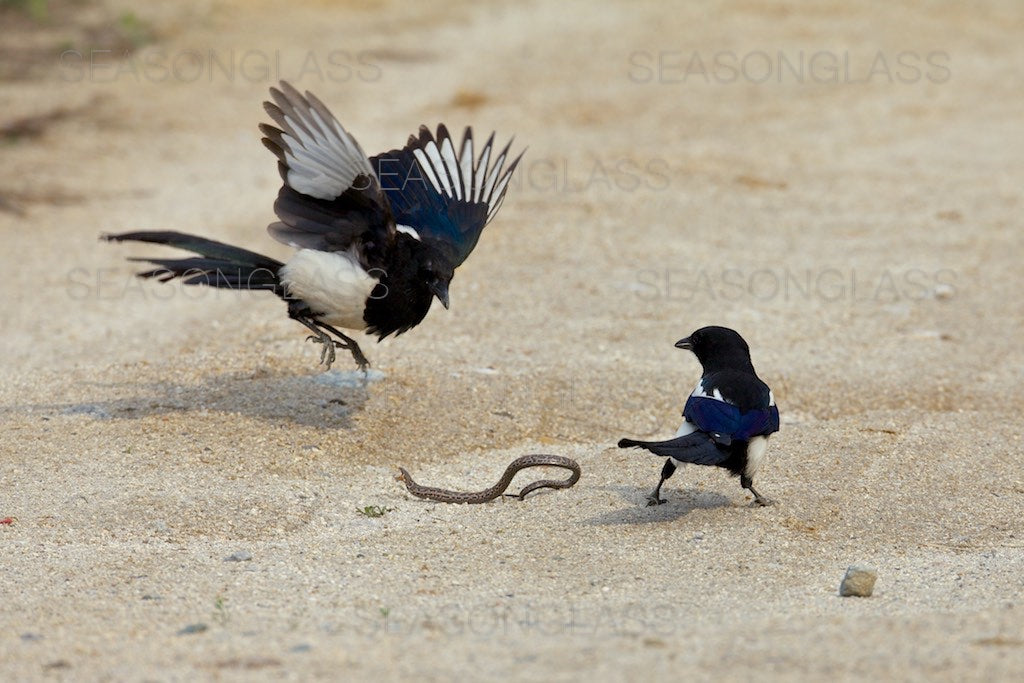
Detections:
[104, 231, 284, 292]
[617, 433, 728, 466]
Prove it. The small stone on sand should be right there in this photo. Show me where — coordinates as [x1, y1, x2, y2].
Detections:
[840, 565, 877, 597]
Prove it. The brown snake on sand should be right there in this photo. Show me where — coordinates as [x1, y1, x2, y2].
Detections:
[398, 454, 581, 503]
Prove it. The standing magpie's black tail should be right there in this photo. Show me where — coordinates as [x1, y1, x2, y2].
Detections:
[103, 231, 285, 292]
[617, 433, 728, 466]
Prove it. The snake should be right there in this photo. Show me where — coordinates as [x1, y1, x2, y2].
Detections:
[397, 454, 581, 504]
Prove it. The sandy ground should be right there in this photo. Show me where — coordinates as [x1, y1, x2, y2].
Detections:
[2, 0, 1023, 679]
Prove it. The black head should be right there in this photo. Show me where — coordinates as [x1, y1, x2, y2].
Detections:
[416, 243, 455, 309]
[675, 326, 754, 372]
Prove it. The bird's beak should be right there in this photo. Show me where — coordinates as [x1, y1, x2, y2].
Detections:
[431, 281, 450, 309]
[674, 337, 693, 350]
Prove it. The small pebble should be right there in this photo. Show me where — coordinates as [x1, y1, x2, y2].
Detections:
[177, 623, 208, 636]
[224, 550, 252, 562]
[839, 565, 877, 597]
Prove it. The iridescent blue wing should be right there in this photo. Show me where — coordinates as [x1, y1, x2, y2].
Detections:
[370, 126, 522, 266]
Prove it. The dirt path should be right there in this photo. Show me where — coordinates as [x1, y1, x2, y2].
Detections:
[2, 0, 1023, 679]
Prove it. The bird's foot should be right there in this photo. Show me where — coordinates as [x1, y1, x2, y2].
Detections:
[747, 489, 774, 507]
[305, 335, 370, 372]
[743, 482, 774, 507]
[350, 345, 370, 374]
[305, 334, 338, 369]
[645, 495, 668, 507]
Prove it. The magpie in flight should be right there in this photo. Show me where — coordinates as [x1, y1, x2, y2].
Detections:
[618, 326, 780, 507]
[104, 81, 523, 370]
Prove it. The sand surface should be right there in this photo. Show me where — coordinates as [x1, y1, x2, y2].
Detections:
[2, 0, 1023, 679]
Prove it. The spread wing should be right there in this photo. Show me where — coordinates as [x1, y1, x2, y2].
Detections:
[369, 125, 523, 266]
[260, 81, 394, 263]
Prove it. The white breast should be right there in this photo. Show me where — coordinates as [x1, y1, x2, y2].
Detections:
[279, 248, 379, 330]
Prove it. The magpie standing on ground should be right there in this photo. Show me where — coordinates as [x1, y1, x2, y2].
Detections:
[618, 326, 780, 507]
[104, 81, 523, 370]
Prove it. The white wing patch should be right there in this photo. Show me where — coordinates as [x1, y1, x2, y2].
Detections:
[412, 148, 442, 194]
[459, 136, 474, 200]
[396, 224, 421, 240]
[439, 135, 462, 200]
[691, 381, 726, 403]
[265, 82, 375, 201]
[472, 142, 490, 203]
[411, 127, 523, 226]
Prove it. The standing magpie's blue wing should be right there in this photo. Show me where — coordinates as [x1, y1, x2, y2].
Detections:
[684, 395, 780, 441]
[370, 126, 523, 266]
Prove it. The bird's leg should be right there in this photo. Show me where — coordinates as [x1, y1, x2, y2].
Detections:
[741, 475, 774, 507]
[316, 322, 370, 373]
[646, 460, 677, 507]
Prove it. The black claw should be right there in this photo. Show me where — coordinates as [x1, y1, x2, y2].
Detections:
[292, 316, 371, 371]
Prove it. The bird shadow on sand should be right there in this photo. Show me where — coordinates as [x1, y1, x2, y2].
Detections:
[582, 485, 733, 525]
[7, 368, 386, 430]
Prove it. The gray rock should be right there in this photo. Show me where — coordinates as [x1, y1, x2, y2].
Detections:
[224, 550, 252, 562]
[177, 623, 208, 635]
[839, 565, 877, 597]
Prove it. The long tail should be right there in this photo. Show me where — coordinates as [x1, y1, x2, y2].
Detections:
[617, 433, 727, 466]
[103, 231, 285, 292]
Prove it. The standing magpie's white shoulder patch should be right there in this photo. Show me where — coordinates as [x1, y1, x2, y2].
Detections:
[692, 381, 725, 402]
[768, 390, 776, 407]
